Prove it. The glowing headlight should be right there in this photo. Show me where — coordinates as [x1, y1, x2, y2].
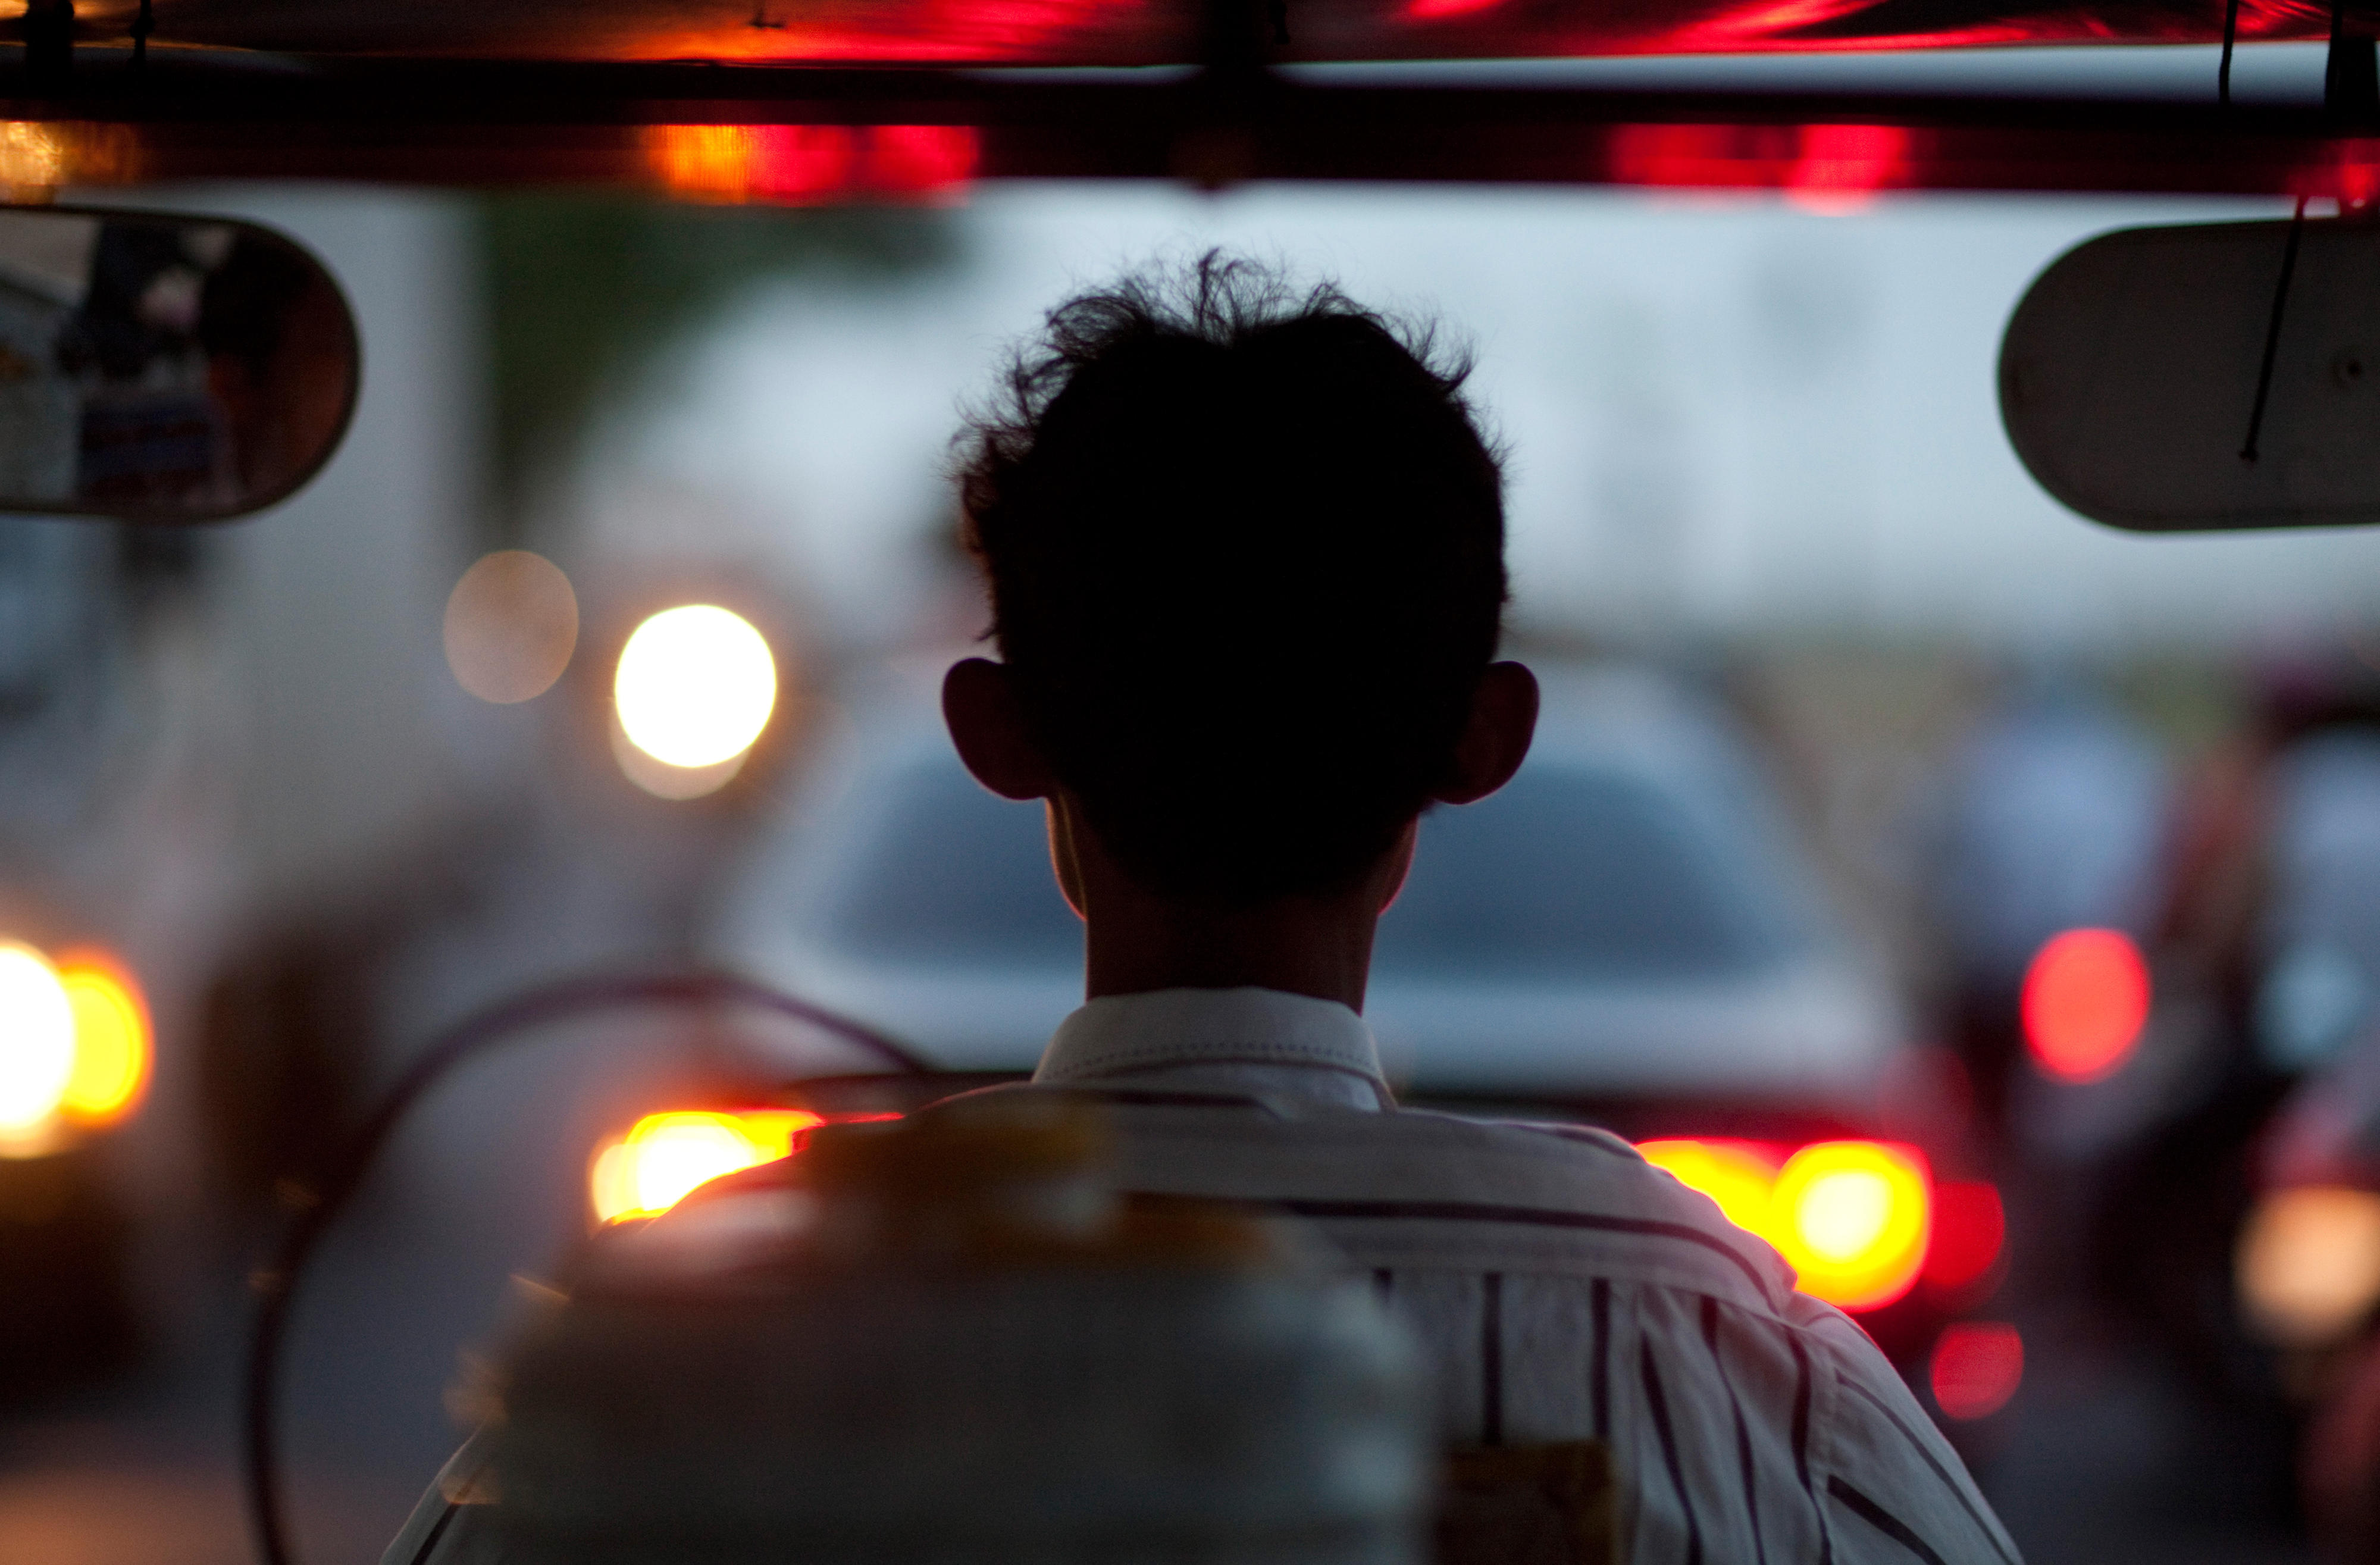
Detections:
[0, 941, 150, 1153]
[613, 605, 776, 771]
[0, 941, 73, 1139]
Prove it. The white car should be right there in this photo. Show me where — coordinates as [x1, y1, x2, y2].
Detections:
[712, 661, 1905, 1120]
[696, 662, 2003, 1376]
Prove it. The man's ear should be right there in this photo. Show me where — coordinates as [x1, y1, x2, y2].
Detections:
[1433, 661, 1539, 805]
[943, 658, 1060, 801]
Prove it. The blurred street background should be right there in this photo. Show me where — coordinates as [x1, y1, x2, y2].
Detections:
[14, 177, 2380, 1564]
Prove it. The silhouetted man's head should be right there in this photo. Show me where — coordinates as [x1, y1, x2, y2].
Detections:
[954, 254, 1511, 904]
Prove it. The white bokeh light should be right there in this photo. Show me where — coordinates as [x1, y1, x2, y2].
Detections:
[613, 604, 778, 770]
[0, 943, 76, 1136]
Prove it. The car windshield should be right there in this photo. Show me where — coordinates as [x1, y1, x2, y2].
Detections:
[30, 166, 2380, 1565]
[821, 753, 1807, 980]
[825, 760, 1079, 968]
[1374, 765, 1806, 981]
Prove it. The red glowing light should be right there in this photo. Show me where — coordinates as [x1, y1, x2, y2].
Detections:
[1605, 123, 1914, 202]
[1922, 1181, 2006, 1293]
[1929, 1321, 2024, 1420]
[1639, 1137, 1931, 1311]
[865, 124, 985, 194]
[1785, 124, 1912, 212]
[1405, 0, 1506, 19]
[2022, 928, 2150, 1083]
[649, 124, 979, 205]
[2292, 140, 2380, 208]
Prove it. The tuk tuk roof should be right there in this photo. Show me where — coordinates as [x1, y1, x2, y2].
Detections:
[0, 0, 2363, 199]
[40, 0, 2344, 67]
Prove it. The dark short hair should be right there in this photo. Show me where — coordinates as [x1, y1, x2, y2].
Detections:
[957, 253, 1508, 902]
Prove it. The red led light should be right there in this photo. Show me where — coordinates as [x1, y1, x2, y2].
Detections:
[1606, 123, 1914, 200]
[1404, 0, 1507, 18]
[1785, 124, 1913, 212]
[865, 124, 985, 195]
[2022, 928, 2150, 1084]
[1930, 1321, 2024, 1420]
[649, 124, 979, 205]
[1922, 1181, 2005, 1293]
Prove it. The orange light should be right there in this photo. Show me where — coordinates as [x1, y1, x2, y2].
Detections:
[2023, 928, 2151, 1083]
[1642, 1136, 1931, 1311]
[0, 121, 137, 188]
[588, 1108, 823, 1223]
[1930, 1322, 2024, 1420]
[56, 950, 148, 1126]
[1638, 1139, 1783, 1235]
[2237, 1185, 2380, 1346]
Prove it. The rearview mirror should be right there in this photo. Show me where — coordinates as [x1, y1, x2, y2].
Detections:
[2002, 217, 2380, 534]
[0, 203, 357, 524]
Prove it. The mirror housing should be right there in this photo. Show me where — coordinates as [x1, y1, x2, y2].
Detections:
[1999, 216, 2380, 533]
[2002, 215, 2380, 534]
[0, 202, 358, 524]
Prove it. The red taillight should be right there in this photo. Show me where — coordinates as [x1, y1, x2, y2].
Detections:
[1923, 1180, 2007, 1294]
[2023, 928, 2151, 1083]
[1930, 1321, 2024, 1420]
[1639, 1138, 1933, 1312]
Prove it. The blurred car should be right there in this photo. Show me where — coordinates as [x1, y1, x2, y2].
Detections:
[685, 662, 2008, 1388]
[0, 519, 208, 1397]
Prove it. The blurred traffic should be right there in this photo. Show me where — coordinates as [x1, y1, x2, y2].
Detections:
[17, 182, 2380, 1565]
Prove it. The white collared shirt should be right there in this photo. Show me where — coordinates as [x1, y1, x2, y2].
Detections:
[1022, 986, 2022, 1565]
[1036, 985, 1394, 1110]
[386, 986, 2019, 1565]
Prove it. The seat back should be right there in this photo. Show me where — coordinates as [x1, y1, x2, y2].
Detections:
[1433, 1441, 1618, 1565]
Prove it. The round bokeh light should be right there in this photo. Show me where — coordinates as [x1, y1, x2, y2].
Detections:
[443, 550, 579, 705]
[613, 605, 777, 771]
[0, 942, 76, 1137]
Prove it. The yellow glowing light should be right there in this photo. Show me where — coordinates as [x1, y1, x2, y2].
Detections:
[0, 122, 64, 187]
[0, 121, 137, 192]
[1638, 1140, 1781, 1237]
[1773, 1142, 1931, 1311]
[1642, 1136, 1931, 1312]
[443, 550, 579, 705]
[57, 951, 148, 1125]
[2238, 1186, 2380, 1347]
[0, 942, 75, 1138]
[589, 1108, 822, 1223]
[1795, 1169, 1896, 1262]
[613, 605, 776, 771]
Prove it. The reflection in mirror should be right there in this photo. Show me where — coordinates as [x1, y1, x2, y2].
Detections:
[2001, 217, 2380, 534]
[0, 204, 357, 524]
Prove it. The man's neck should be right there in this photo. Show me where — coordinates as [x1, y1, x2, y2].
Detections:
[1054, 797, 1408, 1012]
[1084, 896, 1380, 1010]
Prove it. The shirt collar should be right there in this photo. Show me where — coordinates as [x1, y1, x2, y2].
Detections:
[1034, 987, 1391, 1102]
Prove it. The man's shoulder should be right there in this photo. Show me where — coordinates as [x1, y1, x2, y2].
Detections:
[1015, 1085, 1799, 1314]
